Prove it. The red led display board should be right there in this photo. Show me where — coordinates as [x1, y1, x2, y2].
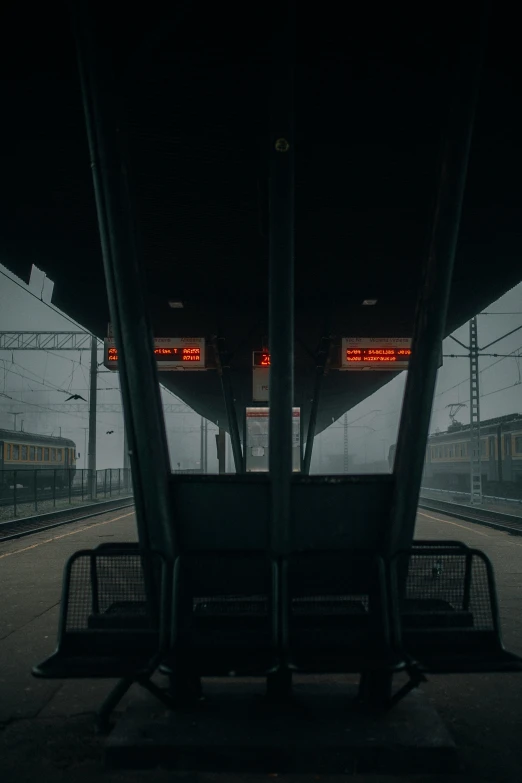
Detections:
[253, 351, 271, 367]
[341, 338, 412, 370]
[104, 337, 205, 370]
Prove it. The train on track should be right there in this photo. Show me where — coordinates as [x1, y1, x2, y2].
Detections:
[0, 429, 77, 488]
[389, 413, 522, 496]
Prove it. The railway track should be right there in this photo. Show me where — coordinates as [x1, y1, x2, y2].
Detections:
[418, 495, 522, 536]
[0, 496, 134, 542]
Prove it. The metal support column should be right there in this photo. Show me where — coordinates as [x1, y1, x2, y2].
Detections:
[71, 0, 175, 558]
[387, 5, 488, 554]
[216, 429, 226, 474]
[204, 419, 208, 472]
[200, 416, 205, 473]
[213, 338, 243, 473]
[123, 423, 131, 487]
[302, 337, 331, 475]
[88, 335, 97, 498]
[267, 0, 295, 696]
[469, 317, 483, 503]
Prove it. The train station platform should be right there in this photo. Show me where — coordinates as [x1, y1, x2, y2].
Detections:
[1, 505, 521, 783]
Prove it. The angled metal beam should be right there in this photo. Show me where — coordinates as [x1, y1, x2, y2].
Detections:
[387, 2, 489, 553]
[302, 336, 332, 475]
[71, 0, 175, 559]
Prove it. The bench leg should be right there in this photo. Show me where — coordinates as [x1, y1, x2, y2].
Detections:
[95, 676, 134, 734]
[266, 668, 293, 701]
[139, 677, 176, 708]
[358, 671, 392, 708]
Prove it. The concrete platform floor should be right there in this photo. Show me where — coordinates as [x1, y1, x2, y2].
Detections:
[0, 504, 521, 782]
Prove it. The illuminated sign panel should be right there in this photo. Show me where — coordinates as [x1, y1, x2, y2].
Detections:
[253, 351, 271, 367]
[104, 337, 205, 370]
[341, 337, 412, 370]
[245, 407, 301, 472]
[252, 351, 270, 401]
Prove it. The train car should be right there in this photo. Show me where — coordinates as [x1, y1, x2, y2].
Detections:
[389, 413, 522, 495]
[0, 429, 77, 488]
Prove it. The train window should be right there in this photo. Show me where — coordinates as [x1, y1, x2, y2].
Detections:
[515, 436, 522, 454]
[51, 448, 56, 461]
[6, 443, 11, 459]
[57, 449, 62, 462]
[37, 447, 42, 461]
[489, 437, 495, 457]
[21, 445, 28, 460]
[480, 440, 486, 456]
[505, 437, 512, 456]
[12, 445, 19, 460]
[44, 448, 49, 461]
[30, 446, 35, 460]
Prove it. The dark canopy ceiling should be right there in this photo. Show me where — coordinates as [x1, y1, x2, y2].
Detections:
[1, 1, 521, 432]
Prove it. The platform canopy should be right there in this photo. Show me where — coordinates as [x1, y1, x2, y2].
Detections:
[1, 0, 520, 432]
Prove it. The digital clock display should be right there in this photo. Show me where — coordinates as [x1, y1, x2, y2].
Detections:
[253, 351, 271, 367]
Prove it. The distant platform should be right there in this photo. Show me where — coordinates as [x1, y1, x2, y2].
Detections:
[106, 676, 457, 775]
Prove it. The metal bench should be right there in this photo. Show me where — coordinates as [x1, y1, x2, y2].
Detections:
[167, 548, 411, 705]
[32, 545, 173, 731]
[391, 544, 522, 673]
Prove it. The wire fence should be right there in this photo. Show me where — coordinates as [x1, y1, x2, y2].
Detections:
[0, 468, 132, 518]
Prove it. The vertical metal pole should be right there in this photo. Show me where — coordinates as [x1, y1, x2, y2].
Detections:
[497, 425, 503, 484]
[303, 337, 331, 474]
[123, 423, 131, 486]
[88, 335, 97, 499]
[469, 317, 483, 503]
[343, 414, 349, 473]
[200, 416, 204, 473]
[71, 0, 175, 559]
[216, 428, 226, 474]
[109, 468, 112, 497]
[387, 5, 488, 553]
[53, 469, 56, 508]
[214, 340, 244, 473]
[268, 0, 295, 692]
[68, 469, 72, 505]
[204, 419, 208, 472]
[13, 470, 17, 517]
[34, 469, 38, 513]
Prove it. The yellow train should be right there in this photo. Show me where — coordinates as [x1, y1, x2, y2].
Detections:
[0, 428, 77, 487]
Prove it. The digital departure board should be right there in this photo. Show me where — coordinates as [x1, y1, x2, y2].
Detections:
[104, 337, 205, 370]
[341, 337, 412, 370]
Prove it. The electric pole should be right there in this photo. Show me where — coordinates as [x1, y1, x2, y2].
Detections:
[469, 316, 482, 503]
[88, 335, 97, 497]
[343, 413, 349, 473]
[8, 412, 23, 431]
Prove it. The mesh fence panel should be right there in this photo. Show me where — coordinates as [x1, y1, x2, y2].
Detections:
[65, 556, 92, 631]
[65, 552, 156, 632]
[401, 550, 493, 630]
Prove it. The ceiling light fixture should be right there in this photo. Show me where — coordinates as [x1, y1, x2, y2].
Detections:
[168, 300, 184, 309]
[362, 299, 378, 306]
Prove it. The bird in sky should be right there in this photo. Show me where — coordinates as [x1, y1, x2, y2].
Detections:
[106, 430, 114, 434]
[65, 393, 86, 401]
